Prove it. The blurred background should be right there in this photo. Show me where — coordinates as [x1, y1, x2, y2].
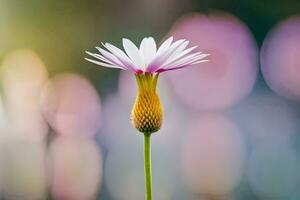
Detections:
[0, 0, 300, 199]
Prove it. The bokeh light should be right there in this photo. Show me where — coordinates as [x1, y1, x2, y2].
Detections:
[0, 1, 300, 199]
[49, 136, 103, 200]
[261, 15, 300, 102]
[1, 141, 47, 200]
[181, 113, 246, 197]
[41, 73, 102, 138]
[229, 92, 300, 144]
[0, 95, 6, 131]
[167, 13, 258, 111]
[247, 140, 300, 198]
[1, 49, 49, 142]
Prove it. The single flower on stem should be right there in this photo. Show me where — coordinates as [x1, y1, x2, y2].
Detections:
[85, 36, 209, 200]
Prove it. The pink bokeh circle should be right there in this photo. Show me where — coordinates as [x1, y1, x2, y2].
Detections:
[40, 73, 102, 138]
[261, 16, 300, 101]
[167, 13, 258, 111]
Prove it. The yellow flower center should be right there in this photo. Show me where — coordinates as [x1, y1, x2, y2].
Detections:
[131, 73, 163, 135]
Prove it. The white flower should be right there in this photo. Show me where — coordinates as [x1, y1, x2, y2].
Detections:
[85, 37, 209, 73]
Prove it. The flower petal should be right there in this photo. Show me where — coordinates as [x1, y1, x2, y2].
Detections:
[145, 37, 157, 62]
[102, 43, 139, 72]
[85, 36, 209, 74]
[161, 41, 190, 67]
[163, 53, 210, 69]
[123, 38, 143, 70]
[158, 59, 209, 72]
[156, 36, 173, 55]
[103, 43, 132, 63]
[156, 39, 186, 63]
[139, 37, 157, 68]
[85, 51, 115, 65]
[96, 47, 126, 67]
[146, 39, 186, 72]
[162, 46, 199, 67]
[84, 58, 125, 69]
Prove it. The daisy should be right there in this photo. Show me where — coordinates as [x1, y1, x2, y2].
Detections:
[85, 36, 209, 200]
[85, 36, 209, 74]
[85, 36, 209, 133]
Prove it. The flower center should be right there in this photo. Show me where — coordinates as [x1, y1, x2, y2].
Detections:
[131, 73, 163, 135]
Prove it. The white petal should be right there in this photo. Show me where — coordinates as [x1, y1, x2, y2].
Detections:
[176, 53, 209, 66]
[161, 41, 190, 67]
[161, 46, 198, 67]
[85, 58, 124, 69]
[102, 43, 138, 71]
[96, 47, 125, 67]
[139, 37, 148, 68]
[159, 59, 209, 72]
[161, 39, 186, 58]
[123, 38, 143, 70]
[146, 39, 186, 72]
[190, 59, 209, 65]
[103, 43, 133, 64]
[146, 37, 157, 61]
[155, 39, 186, 64]
[163, 53, 209, 69]
[156, 36, 173, 55]
[173, 40, 189, 55]
[162, 53, 201, 69]
[139, 37, 147, 51]
[85, 51, 115, 65]
[139, 37, 157, 68]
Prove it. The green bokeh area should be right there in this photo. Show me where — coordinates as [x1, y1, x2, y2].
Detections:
[1, 0, 299, 95]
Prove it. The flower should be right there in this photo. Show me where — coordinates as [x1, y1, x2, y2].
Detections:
[85, 36, 209, 200]
[85, 37, 209, 135]
[85, 36, 209, 74]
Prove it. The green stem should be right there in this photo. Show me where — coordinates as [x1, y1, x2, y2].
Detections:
[144, 133, 152, 200]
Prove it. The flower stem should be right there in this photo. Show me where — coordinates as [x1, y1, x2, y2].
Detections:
[144, 133, 152, 200]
